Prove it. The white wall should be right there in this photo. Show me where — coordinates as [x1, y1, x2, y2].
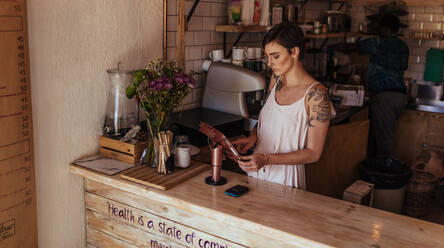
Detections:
[27, 1, 163, 247]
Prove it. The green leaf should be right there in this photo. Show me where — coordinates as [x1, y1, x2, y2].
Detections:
[126, 85, 137, 99]
[133, 70, 146, 87]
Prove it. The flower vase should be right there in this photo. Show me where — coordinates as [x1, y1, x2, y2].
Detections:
[145, 137, 159, 168]
[144, 112, 172, 168]
[125, 58, 197, 167]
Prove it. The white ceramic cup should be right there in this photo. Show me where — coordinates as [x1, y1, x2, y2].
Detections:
[247, 47, 255, 60]
[254, 47, 262, 59]
[202, 59, 213, 72]
[209, 50, 224, 62]
[232, 47, 247, 61]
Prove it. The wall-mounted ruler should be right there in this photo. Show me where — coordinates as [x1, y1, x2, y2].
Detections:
[0, 0, 37, 247]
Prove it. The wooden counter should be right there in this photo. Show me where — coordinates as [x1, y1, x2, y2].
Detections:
[70, 163, 444, 248]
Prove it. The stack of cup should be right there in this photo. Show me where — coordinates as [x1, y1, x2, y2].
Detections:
[241, 47, 265, 72]
[232, 47, 247, 66]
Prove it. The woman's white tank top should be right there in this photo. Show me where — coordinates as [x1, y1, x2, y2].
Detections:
[248, 81, 320, 188]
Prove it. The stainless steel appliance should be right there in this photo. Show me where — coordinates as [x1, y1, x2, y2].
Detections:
[172, 62, 266, 147]
[202, 62, 266, 118]
[202, 62, 266, 132]
[409, 81, 444, 113]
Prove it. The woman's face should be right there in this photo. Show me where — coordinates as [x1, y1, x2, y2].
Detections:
[264, 41, 298, 76]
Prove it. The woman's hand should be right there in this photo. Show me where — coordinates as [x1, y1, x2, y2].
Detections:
[238, 153, 267, 173]
[232, 135, 257, 154]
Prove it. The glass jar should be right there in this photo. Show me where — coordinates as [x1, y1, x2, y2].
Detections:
[103, 67, 137, 136]
[174, 135, 191, 168]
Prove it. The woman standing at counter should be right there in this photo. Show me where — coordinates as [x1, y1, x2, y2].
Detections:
[233, 23, 331, 189]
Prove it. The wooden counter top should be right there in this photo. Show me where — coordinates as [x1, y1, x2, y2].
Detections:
[70, 163, 444, 247]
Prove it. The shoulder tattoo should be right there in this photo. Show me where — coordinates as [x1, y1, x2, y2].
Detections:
[307, 87, 330, 127]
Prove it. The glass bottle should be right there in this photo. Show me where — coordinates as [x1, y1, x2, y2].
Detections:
[174, 135, 191, 168]
[103, 65, 137, 137]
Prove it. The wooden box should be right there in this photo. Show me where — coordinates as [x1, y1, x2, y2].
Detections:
[99, 136, 147, 164]
[343, 180, 374, 206]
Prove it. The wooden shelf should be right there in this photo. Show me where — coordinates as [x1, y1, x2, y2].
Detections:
[306, 32, 350, 39]
[351, 0, 443, 6]
[306, 32, 376, 39]
[402, 36, 443, 41]
[215, 25, 269, 33]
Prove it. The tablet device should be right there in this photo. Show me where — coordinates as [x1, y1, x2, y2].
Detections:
[199, 122, 243, 162]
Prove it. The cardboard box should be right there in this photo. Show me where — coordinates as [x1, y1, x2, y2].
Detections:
[343, 180, 374, 206]
[332, 84, 365, 107]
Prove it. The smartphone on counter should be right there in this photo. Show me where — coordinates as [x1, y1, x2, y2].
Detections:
[225, 185, 249, 197]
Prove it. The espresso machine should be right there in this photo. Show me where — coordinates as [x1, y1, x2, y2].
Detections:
[171, 62, 265, 148]
[202, 62, 266, 131]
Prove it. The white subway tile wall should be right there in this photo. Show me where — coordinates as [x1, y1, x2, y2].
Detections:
[168, 0, 228, 110]
[348, 4, 444, 83]
[167, 1, 444, 110]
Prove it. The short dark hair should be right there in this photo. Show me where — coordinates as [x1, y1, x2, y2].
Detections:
[262, 23, 305, 59]
[379, 14, 400, 33]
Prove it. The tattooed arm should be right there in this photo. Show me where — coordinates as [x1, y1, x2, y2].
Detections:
[306, 85, 331, 127]
[237, 84, 330, 172]
[304, 85, 331, 161]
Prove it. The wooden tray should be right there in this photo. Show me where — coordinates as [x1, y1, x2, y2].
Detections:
[120, 161, 209, 190]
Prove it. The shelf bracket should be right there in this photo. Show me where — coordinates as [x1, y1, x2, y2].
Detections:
[186, 0, 201, 23]
[319, 38, 329, 51]
[225, 32, 245, 58]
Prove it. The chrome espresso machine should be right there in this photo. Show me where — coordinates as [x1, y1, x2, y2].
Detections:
[172, 62, 266, 149]
[202, 62, 266, 131]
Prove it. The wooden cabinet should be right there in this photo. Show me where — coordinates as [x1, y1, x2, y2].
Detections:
[306, 108, 370, 199]
[70, 161, 444, 248]
[394, 109, 444, 166]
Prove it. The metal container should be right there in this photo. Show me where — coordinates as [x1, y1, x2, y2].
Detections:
[409, 82, 443, 101]
[284, 4, 298, 23]
[408, 82, 444, 114]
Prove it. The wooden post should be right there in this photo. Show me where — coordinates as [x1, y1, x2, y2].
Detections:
[176, 0, 186, 70]
[0, 1, 38, 247]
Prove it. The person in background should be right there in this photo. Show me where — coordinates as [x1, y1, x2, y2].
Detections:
[232, 23, 331, 189]
[357, 14, 409, 157]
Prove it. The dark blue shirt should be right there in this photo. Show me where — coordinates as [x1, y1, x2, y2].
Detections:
[357, 34, 409, 95]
